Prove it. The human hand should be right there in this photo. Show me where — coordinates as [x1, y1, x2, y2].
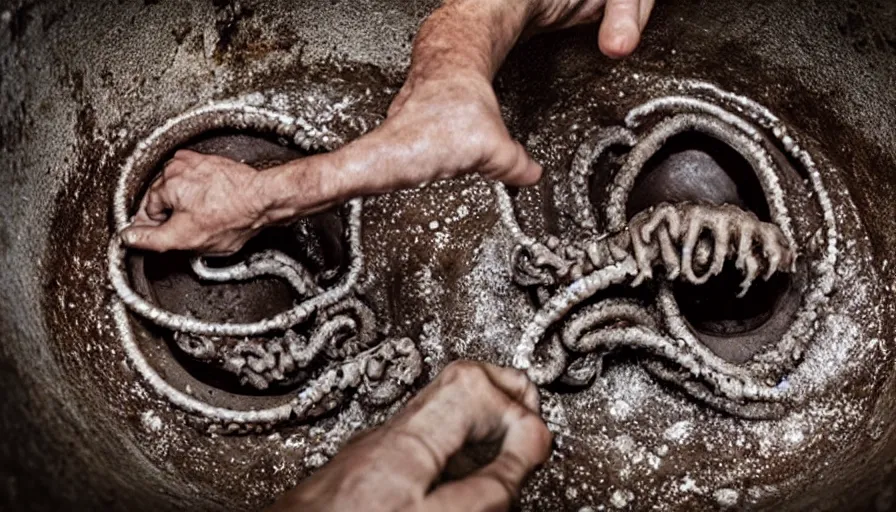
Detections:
[320, 66, 544, 194]
[119, 0, 656, 255]
[120, 149, 274, 255]
[268, 361, 552, 512]
[597, 0, 656, 58]
[530, 0, 656, 58]
[354, 0, 658, 189]
[119, 68, 541, 255]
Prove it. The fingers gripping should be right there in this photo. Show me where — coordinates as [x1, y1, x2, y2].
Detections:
[488, 139, 543, 187]
[422, 400, 551, 512]
[388, 362, 550, 511]
[172, 148, 205, 165]
[120, 213, 200, 252]
[506, 141, 544, 187]
[639, 0, 655, 29]
[122, 162, 186, 250]
[474, 362, 542, 415]
[144, 181, 177, 221]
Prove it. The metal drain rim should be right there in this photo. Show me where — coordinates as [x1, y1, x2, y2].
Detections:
[108, 97, 363, 426]
[108, 101, 364, 337]
[495, 78, 840, 414]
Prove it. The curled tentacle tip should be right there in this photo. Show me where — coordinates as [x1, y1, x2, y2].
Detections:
[513, 353, 533, 371]
[526, 366, 555, 386]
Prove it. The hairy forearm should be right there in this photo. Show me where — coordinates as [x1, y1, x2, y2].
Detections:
[409, 0, 609, 80]
[410, 0, 535, 80]
[122, 0, 654, 254]
[259, 0, 612, 222]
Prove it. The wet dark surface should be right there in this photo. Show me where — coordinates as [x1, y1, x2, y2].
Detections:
[675, 269, 800, 364]
[2, 0, 896, 511]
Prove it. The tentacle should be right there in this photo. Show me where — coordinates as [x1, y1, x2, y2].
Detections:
[299, 317, 351, 366]
[655, 228, 681, 280]
[513, 202, 797, 397]
[679, 209, 706, 284]
[513, 259, 638, 376]
[558, 353, 602, 387]
[562, 299, 659, 353]
[568, 127, 637, 231]
[174, 332, 217, 359]
[363, 337, 423, 406]
[511, 242, 569, 287]
[625, 203, 795, 294]
[290, 337, 422, 422]
[109, 102, 366, 338]
[707, 212, 732, 279]
[292, 359, 365, 420]
[628, 224, 656, 287]
[191, 250, 323, 298]
[319, 298, 378, 359]
[525, 335, 570, 385]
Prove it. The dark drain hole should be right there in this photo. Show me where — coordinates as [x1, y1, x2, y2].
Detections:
[626, 131, 771, 221]
[622, 131, 793, 364]
[675, 264, 789, 336]
[129, 131, 350, 396]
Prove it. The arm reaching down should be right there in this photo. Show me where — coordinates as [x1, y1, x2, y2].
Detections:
[121, 0, 656, 254]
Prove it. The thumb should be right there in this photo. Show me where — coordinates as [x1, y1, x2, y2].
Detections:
[120, 214, 199, 253]
[598, 0, 643, 59]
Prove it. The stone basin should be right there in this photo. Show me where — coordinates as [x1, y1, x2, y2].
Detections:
[1, 0, 895, 510]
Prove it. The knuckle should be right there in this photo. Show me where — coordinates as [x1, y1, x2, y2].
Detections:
[530, 415, 553, 447]
[485, 140, 521, 176]
[505, 366, 528, 382]
[440, 361, 487, 388]
[153, 239, 176, 253]
[123, 228, 141, 241]
[505, 400, 532, 424]
[518, 414, 553, 460]
[521, 372, 540, 398]
[441, 360, 474, 379]
[150, 177, 168, 192]
[190, 232, 211, 249]
[504, 400, 550, 443]
[211, 244, 239, 257]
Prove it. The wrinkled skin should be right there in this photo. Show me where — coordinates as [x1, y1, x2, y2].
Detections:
[121, 0, 655, 255]
[268, 361, 552, 512]
[122, 0, 656, 508]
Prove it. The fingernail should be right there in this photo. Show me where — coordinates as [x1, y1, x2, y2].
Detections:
[120, 230, 134, 245]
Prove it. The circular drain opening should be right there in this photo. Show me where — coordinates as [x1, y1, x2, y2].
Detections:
[674, 266, 788, 336]
[128, 131, 350, 397]
[108, 100, 407, 432]
[671, 267, 801, 365]
[623, 130, 798, 364]
[500, 79, 839, 418]
[626, 131, 771, 220]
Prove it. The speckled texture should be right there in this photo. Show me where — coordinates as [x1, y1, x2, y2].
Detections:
[1, 0, 896, 511]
